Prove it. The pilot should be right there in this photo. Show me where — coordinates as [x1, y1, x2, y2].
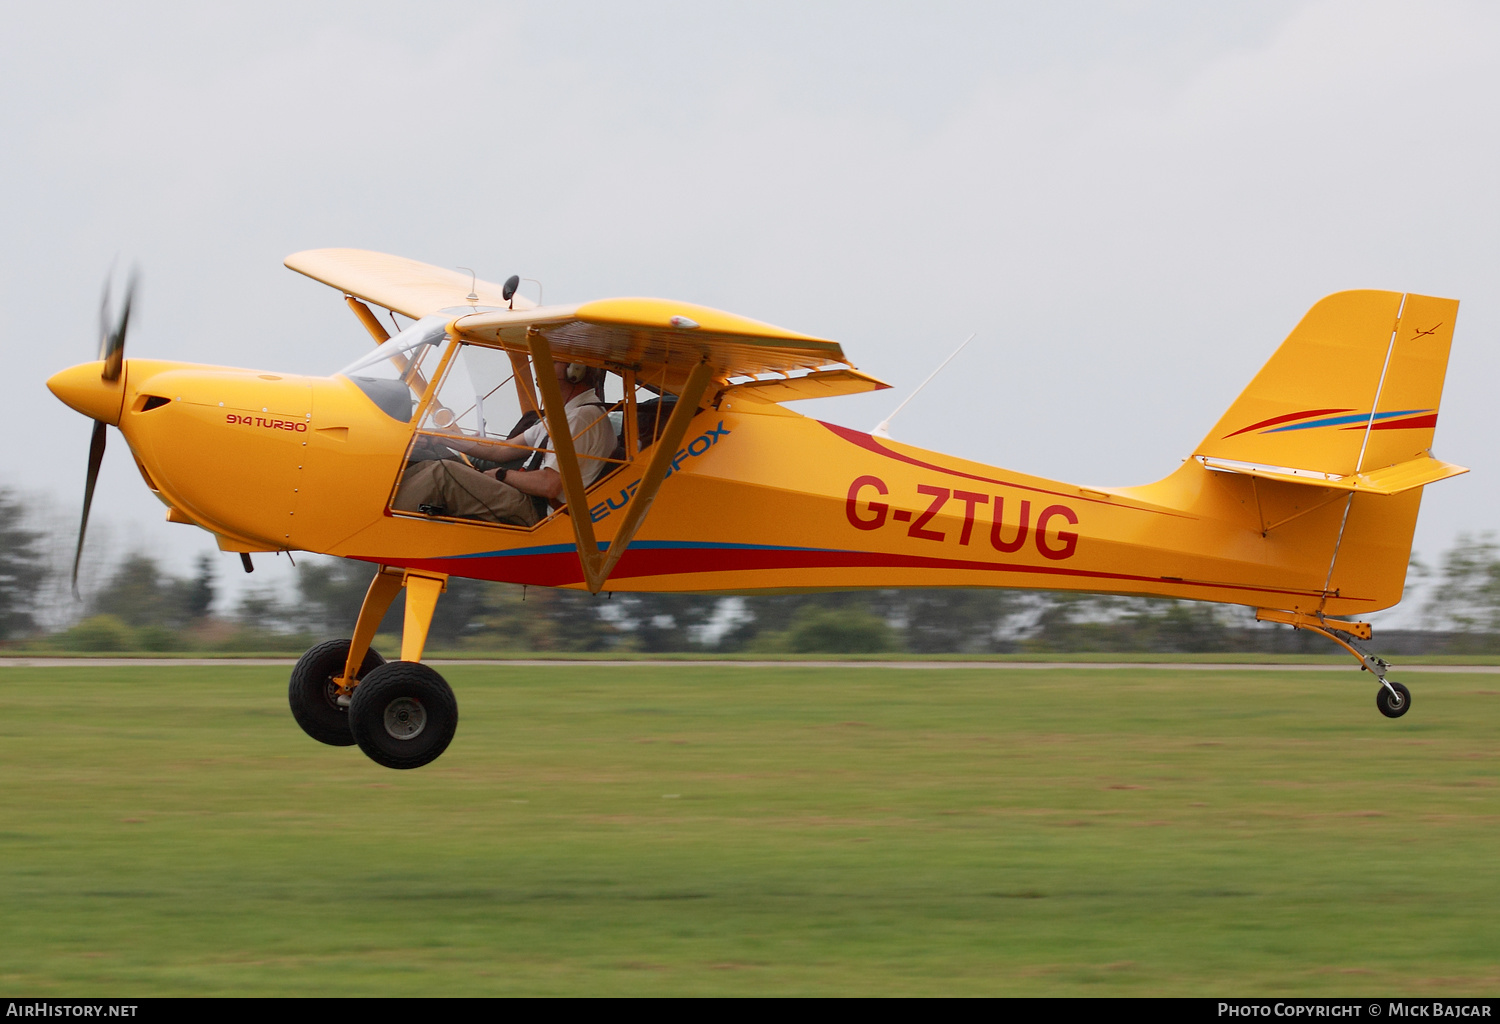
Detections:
[393, 361, 617, 526]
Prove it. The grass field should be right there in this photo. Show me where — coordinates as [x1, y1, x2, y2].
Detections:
[1, 663, 1497, 996]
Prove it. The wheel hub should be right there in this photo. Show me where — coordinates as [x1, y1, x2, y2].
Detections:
[383, 697, 427, 740]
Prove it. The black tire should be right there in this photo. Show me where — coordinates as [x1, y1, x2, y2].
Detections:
[1376, 681, 1412, 719]
[348, 662, 458, 770]
[288, 640, 386, 746]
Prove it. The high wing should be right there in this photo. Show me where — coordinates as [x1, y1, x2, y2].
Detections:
[286, 250, 884, 395]
[284, 248, 534, 319]
[286, 251, 889, 594]
[451, 297, 865, 393]
[450, 297, 886, 595]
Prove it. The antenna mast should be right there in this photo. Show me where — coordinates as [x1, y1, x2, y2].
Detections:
[871, 332, 975, 439]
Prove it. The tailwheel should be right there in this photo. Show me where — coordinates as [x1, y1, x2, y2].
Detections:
[348, 661, 458, 770]
[1254, 610, 1415, 721]
[1376, 680, 1412, 719]
[289, 639, 386, 746]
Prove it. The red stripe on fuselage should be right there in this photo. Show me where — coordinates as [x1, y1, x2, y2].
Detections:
[364, 544, 1352, 603]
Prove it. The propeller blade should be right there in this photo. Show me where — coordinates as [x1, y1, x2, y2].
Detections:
[101, 272, 134, 383]
[97, 278, 113, 361]
[72, 419, 107, 596]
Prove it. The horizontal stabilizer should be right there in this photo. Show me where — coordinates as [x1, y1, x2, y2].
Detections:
[1199, 454, 1467, 495]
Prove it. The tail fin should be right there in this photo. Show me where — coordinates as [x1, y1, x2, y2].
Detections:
[1188, 290, 1461, 617]
[1196, 290, 1458, 475]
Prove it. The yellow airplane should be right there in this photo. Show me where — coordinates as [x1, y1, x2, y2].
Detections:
[47, 249, 1467, 769]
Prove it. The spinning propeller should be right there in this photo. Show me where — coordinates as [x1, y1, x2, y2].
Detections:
[71, 273, 135, 594]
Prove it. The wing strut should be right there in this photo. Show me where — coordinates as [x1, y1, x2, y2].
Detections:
[508, 351, 539, 414]
[345, 296, 392, 344]
[526, 328, 716, 594]
[527, 330, 605, 588]
[595, 359, 716, 587]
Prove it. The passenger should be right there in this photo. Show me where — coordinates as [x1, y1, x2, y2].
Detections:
[394, 361, 616, 526]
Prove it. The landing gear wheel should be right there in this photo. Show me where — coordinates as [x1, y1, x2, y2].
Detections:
[1376, 681, 1411, 719]
[348, 662, 458, 770]
[288, 639, 386, 746]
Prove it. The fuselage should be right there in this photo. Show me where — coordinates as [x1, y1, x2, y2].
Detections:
[50, 356, 1413, 617]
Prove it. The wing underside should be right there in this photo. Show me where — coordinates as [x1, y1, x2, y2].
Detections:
[451, 297, 854, 392]
[284, 248, 533, 320]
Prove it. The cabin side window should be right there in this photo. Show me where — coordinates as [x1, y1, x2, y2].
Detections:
[387, 343, 639, 529]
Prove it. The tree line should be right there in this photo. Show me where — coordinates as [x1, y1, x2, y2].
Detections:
[3, 487, 1500, 653]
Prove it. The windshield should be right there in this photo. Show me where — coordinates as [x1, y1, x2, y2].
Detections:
[338, 312, 453, 378]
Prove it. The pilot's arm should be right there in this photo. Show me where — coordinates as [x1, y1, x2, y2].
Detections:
[491, 465, 562, 502]
[491, 385, 615, 502]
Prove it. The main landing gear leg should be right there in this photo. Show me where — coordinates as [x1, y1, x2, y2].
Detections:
[1256, 608, 1410, 719]
[347, 569, 458, 770]
[288, 565, 404, 747]
[334, 566, 406, 693]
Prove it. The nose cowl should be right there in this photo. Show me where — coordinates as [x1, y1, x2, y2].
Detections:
[47, 361, 127, 425]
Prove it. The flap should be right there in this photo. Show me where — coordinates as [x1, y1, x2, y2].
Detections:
[285, 248, 533, 319]
[451, 297, 847, 392]
[721, 368, 891, 403]
[1200, 454, 1468, 495]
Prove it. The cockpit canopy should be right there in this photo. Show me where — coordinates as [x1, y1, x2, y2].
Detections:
[337, 309, 467, 422]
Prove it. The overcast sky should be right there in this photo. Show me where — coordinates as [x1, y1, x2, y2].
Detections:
[5, 1, 1496, 615]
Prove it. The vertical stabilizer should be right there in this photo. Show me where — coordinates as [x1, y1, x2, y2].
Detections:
[1195, 290, 1458, 476]
[1180, 289, 1460, 616]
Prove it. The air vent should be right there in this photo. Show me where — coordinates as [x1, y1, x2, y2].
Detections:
[138, 395, 171, 412]
[132, 456, 158, 492]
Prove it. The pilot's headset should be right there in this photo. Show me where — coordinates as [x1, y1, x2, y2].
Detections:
[566, 362, 606, 400]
